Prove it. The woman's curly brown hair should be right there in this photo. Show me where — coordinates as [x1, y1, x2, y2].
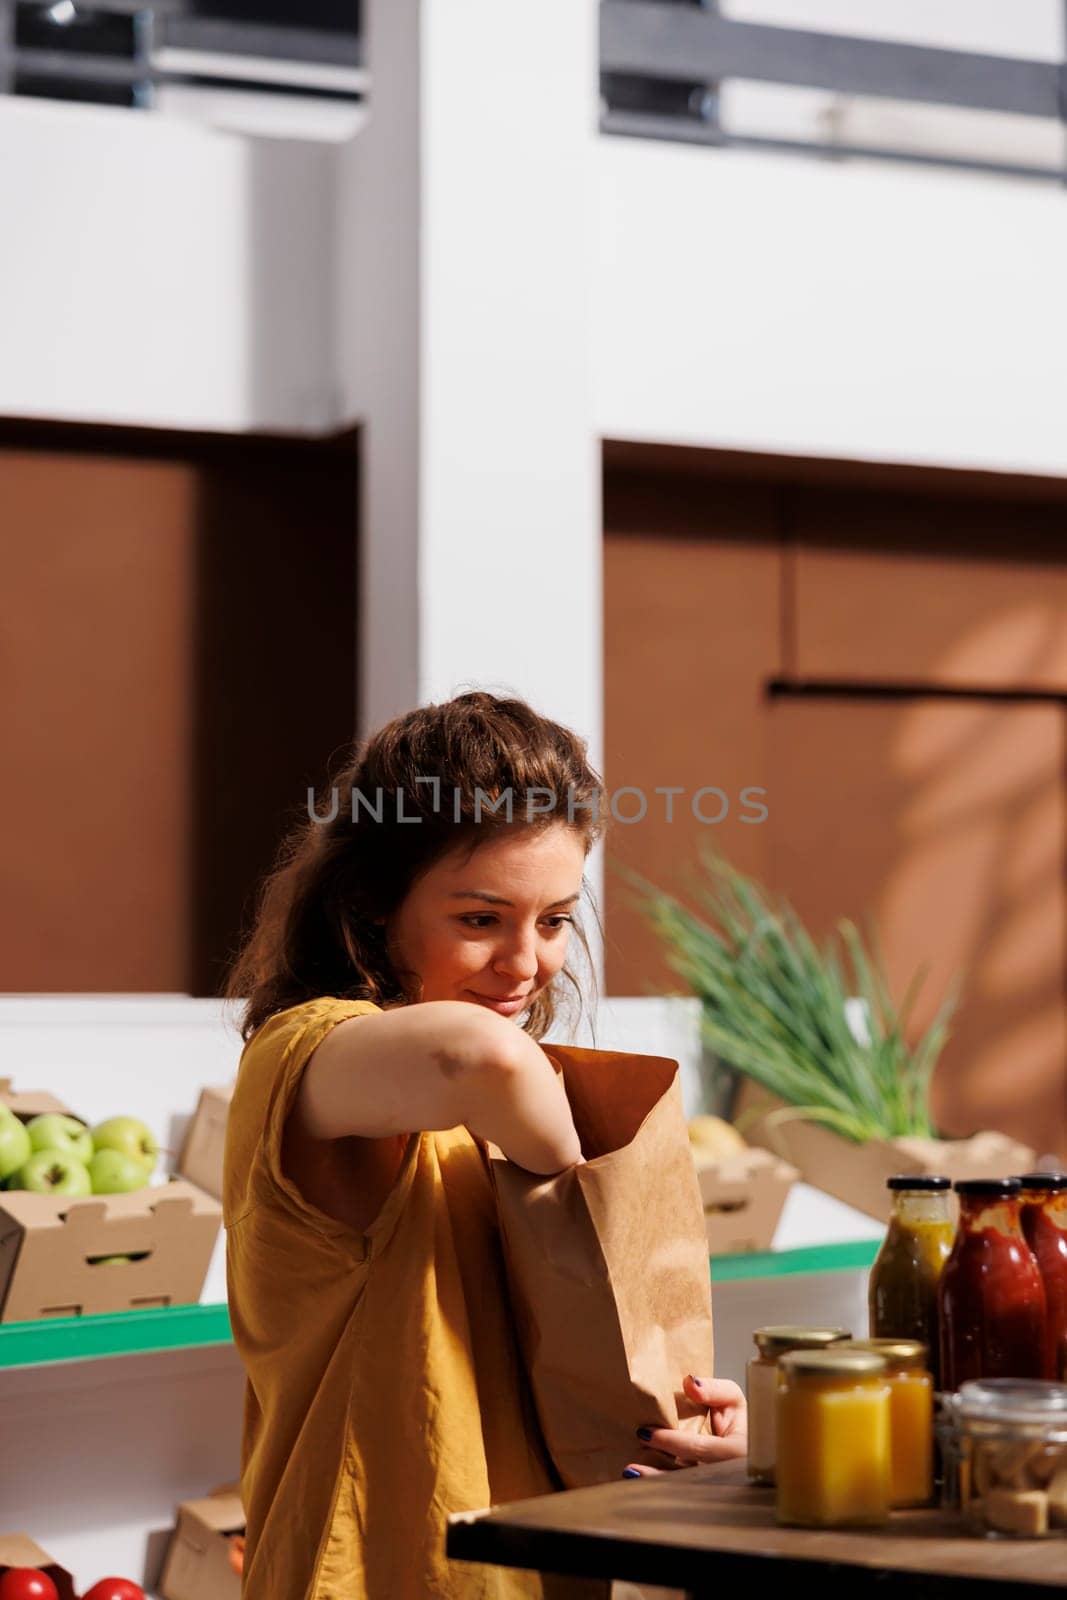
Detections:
[226, 690, 608, 1043]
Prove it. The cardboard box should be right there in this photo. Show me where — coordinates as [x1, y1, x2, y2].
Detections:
[0, 1076, 222, 1323]
[159, 1485, 244, 1600]
[0, 1077, 74, 1120]
[0, 1533, 77, 1600]
[178, 1083, 232, 1202]
[741, 1092, 1036, 1223]
[0, 1180, 222, 1322]
[692, 1147, 799, 1255]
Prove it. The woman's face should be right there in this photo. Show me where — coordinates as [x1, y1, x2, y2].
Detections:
[383, 825, 587, 1018]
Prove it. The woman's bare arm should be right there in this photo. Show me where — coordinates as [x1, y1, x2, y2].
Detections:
[295, 1000, 582, 1175]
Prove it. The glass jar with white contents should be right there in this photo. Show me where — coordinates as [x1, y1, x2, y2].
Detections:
[746, 1325, 850, 1485]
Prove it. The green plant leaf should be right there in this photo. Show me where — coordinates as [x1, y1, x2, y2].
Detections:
[627, 851, 961, 1145]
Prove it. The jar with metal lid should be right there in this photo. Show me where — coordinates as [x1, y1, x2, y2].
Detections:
[946, 1379, 1067, 1538]
[839, 1339, 934, 1507]
[776, 1348, 891, 1528]
[746, 1326, 850, 1485]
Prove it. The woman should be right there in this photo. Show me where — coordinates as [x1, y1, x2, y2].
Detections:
[224, 690, 746, 1599]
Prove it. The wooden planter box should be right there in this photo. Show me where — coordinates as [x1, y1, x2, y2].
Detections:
[742, 1095, 1035, 1223]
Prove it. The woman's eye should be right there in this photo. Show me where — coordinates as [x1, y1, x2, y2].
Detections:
[457, 915, 573, 931]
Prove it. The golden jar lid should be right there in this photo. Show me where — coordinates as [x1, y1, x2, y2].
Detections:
[753, 1325, 851, 1356]
[838, 1338, 928, 1371]
[780, 1349, 889, 1380]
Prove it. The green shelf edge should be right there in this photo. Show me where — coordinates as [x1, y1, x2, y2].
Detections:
[710, 1237, 880, 1282]
[0, 1240, 879, 1371]
[0, 1301, 233, 1370]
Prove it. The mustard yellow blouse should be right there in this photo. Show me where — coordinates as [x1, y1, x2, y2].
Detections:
[224, 996, 610, 1599]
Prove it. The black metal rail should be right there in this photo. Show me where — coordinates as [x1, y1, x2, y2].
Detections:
[600, 0, 1067, 181]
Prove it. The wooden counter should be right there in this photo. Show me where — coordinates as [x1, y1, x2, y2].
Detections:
[447, 1459, 1067, 1598]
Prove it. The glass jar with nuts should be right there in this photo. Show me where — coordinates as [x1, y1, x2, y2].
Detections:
[949, 1379, 1067, 1538]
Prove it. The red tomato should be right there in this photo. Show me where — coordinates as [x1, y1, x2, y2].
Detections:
[0, 1571, 59, 1600]
[82, 1583, 145, 1600]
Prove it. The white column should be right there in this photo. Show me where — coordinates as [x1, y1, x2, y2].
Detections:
[339, 1, 604, 990]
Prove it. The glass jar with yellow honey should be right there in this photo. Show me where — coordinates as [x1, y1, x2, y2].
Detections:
[869, 1175, 954, 1390]
[776, 1348, 891, 1528]
[746, 1326, 851, 1485]
[839, 1339, 934, 1507]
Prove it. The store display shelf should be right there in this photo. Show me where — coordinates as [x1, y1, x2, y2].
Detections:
[0, 1301, 232, 1370]
[0, 1240, 879, 1371]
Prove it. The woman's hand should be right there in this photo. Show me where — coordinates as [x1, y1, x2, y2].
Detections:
[623, 1374, 747, 1476]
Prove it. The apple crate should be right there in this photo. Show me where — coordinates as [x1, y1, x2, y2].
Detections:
[0, 1533, 77, 1600]
[159, 1485, 244, 1600]
[692, 1147, 799, 1255]
[0, 1077, 222, 1323]
[178, 1083, 233, 1202]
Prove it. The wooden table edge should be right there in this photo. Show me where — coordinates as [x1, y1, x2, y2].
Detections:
[445, 1462, 1067, 1595]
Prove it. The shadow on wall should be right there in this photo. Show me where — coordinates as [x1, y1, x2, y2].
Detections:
[602, 451, 1067, 1157]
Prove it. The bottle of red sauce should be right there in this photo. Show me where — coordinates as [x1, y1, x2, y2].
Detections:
[938, 1178, 1047, 1391]
[1017, 1173, 1067, 1381]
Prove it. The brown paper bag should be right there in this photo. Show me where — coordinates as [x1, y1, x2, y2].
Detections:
[487, 1044, 715, 1489]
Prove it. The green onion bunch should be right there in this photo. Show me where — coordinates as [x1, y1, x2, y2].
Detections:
[621, 848, 959, 1144]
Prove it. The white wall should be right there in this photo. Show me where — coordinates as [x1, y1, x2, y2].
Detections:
[596, 1, 1067, 475]
[0, 98, 342, 433]
[595, 136, 1067, 475]
[339, 0, 602, 724]
[337, 0, 606, 977]
[1, 4, 1063, 475]
[0, 995, 242, 1158]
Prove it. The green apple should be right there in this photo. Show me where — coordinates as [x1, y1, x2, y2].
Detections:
[91, 1116, 159, 1176]
[15, 1150, 93, 1195]
[93, 1255, 133, 1265]
[89, 1148, 150, 1195]
[26, 1113, 94, 1165]
[0, 1108, 32, 1183]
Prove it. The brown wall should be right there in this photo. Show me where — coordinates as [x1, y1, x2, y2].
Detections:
[0, 423, 358, 995]
[604, 444, 1067, 1155]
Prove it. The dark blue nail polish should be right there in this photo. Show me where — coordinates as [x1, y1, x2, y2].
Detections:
[636, 1427, 653, 1442]
[622, 1468, 642, 1478]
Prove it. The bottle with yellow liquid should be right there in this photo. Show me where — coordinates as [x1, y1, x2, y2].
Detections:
[839, 1339, 934, 1507]
[869, 1176, 954, 1390]
[776, 1349, 891, 1528]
